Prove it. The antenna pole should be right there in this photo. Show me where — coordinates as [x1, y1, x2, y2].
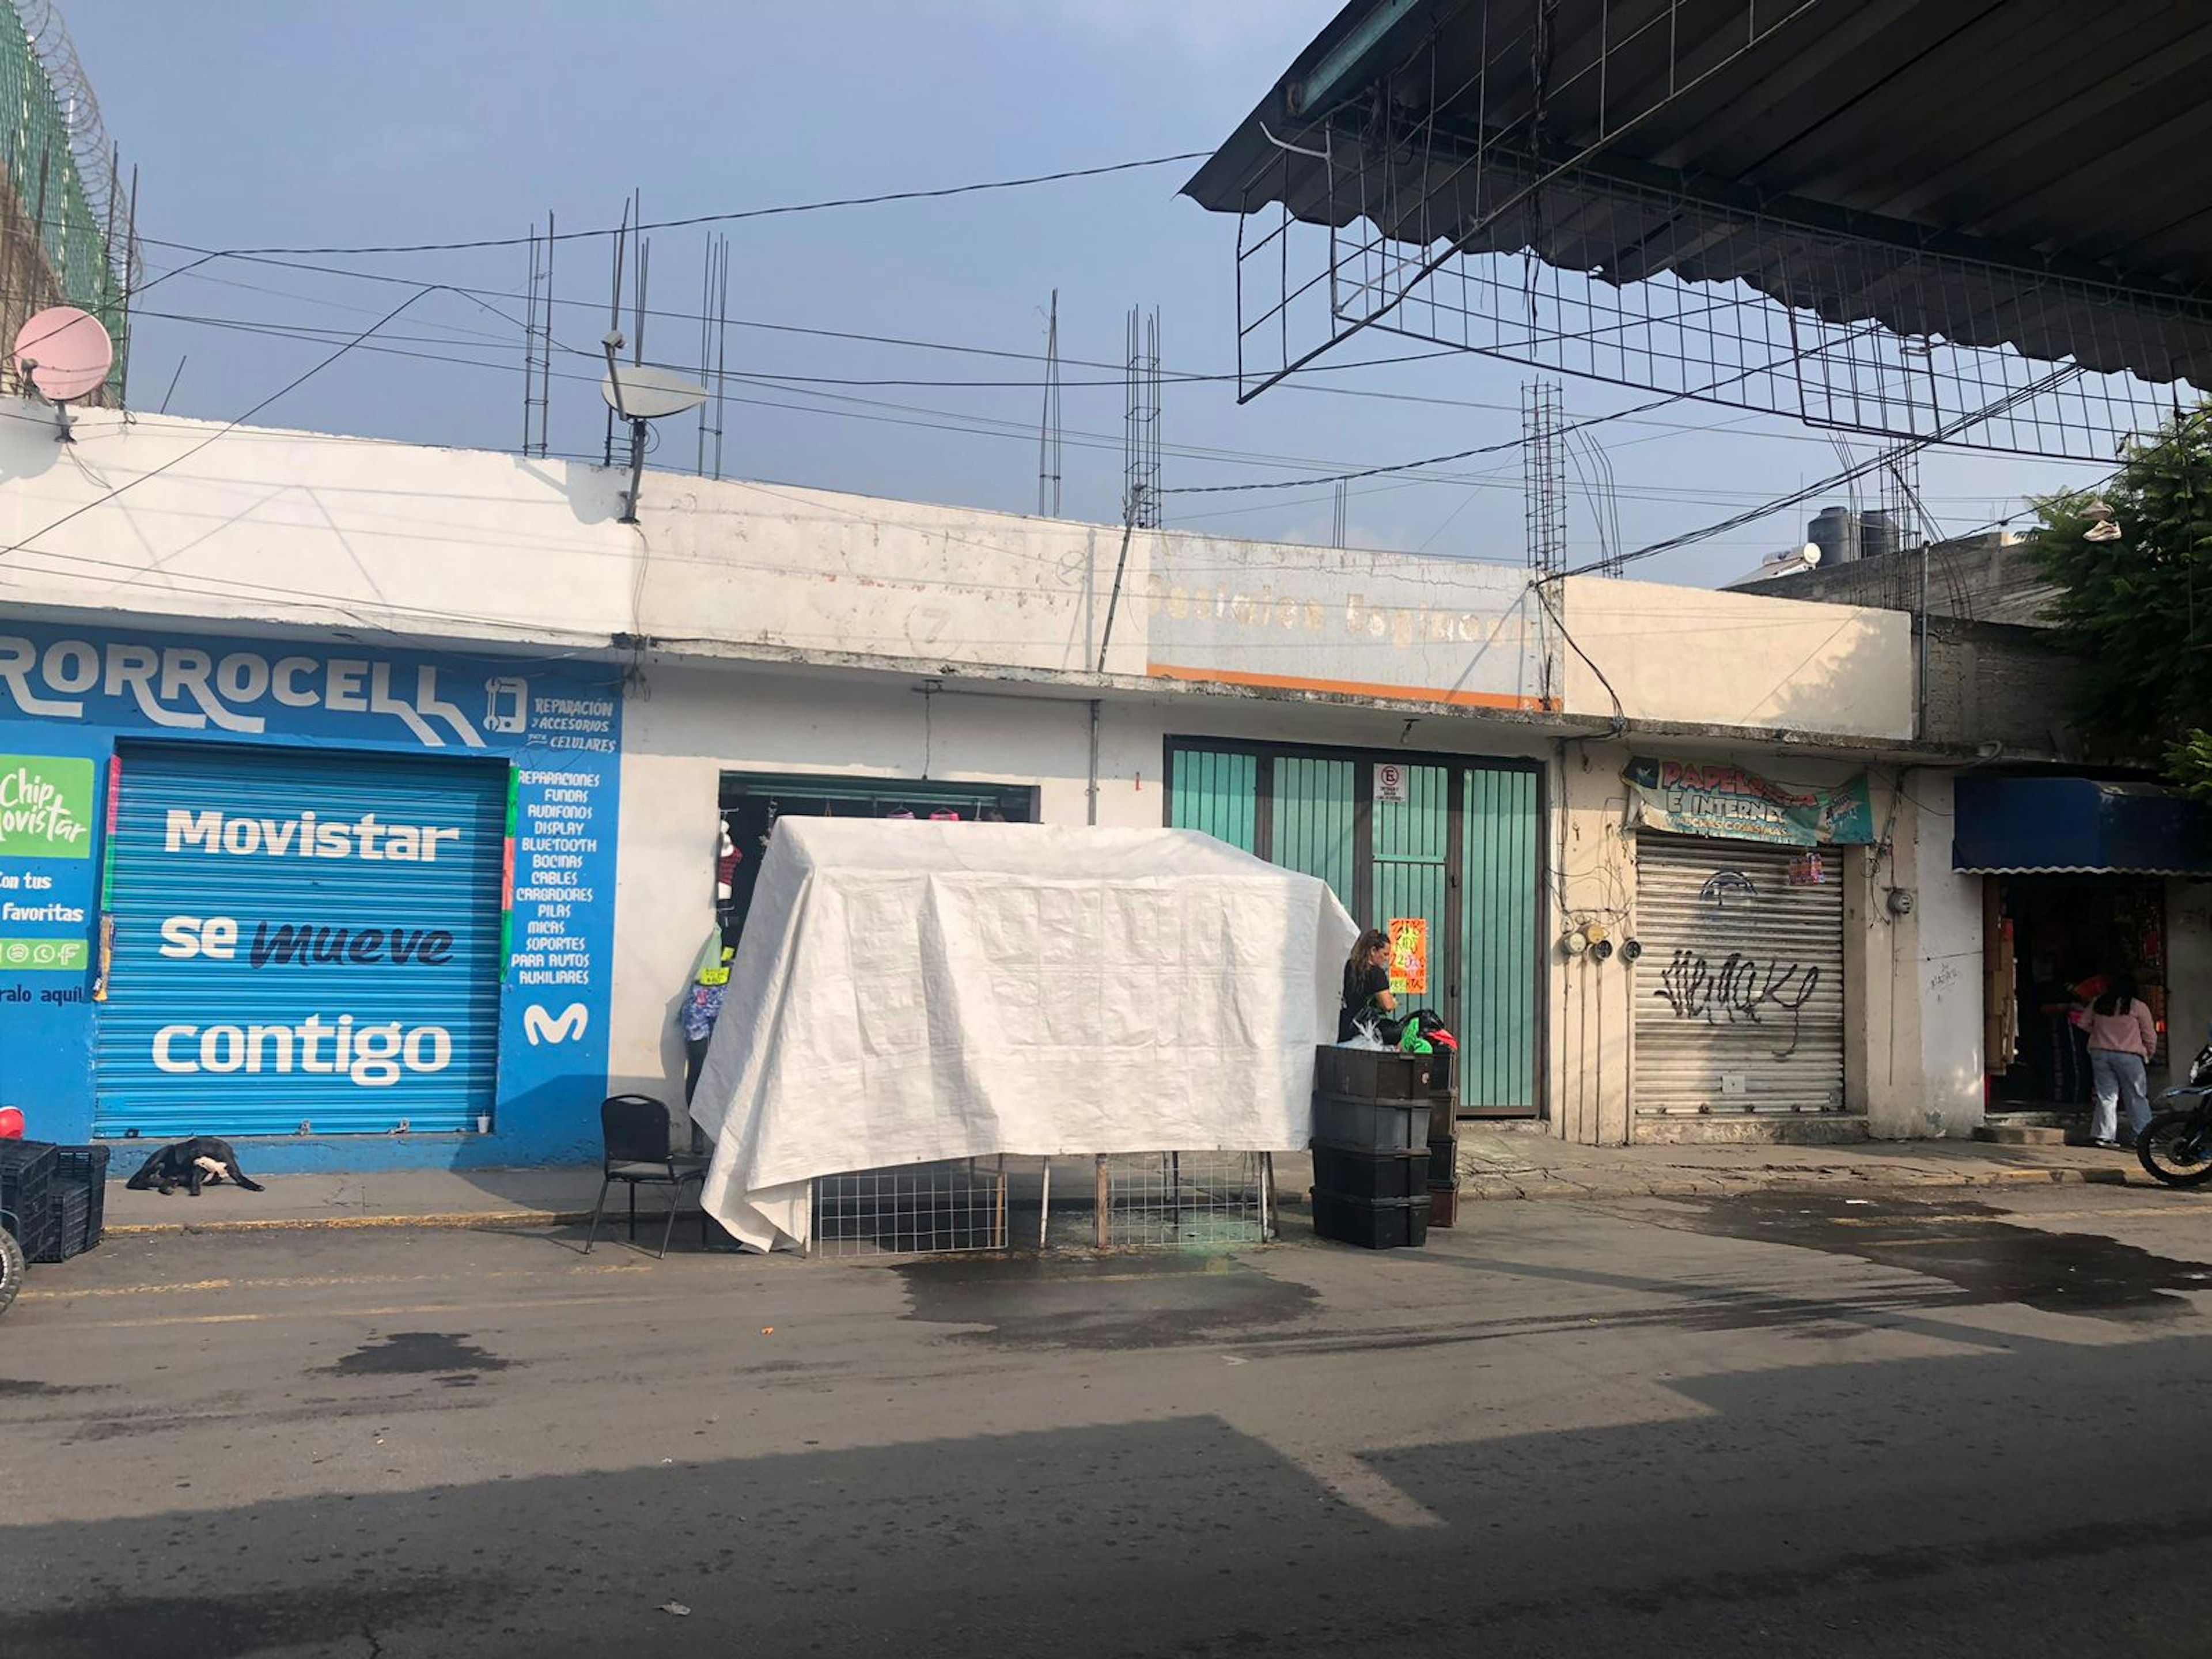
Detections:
[1037, 289, 1061, 517]
[697, 236, 713, 476]
[626, 418, 647, 526]
[712, 237, 729, 482]
[605, 198, 629, 467]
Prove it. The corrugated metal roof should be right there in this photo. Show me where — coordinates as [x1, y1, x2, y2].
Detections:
[1186, 0, 2212, 387]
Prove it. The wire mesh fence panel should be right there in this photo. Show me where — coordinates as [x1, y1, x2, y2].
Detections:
[809, 1160, 1007, 1259]
[1099, 1152, 1272, 1250]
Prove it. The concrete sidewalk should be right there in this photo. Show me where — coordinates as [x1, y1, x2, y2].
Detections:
[104, 1166, 603, 1234]
[1450, 1122, 2146, 1200]
[96, 1126, 2160, 1236]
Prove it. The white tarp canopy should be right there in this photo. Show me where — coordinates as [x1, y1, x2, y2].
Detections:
[690, 820, 1356, 1251]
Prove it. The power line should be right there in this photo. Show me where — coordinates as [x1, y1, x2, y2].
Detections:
[1569, 365, 2090, 578]
[130, 248, 2095, 473]
[137, 151, 1213, 259]
[1, 287, 440, 565]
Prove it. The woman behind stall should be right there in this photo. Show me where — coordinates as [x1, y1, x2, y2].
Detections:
[1339, 927, 1397, 1043]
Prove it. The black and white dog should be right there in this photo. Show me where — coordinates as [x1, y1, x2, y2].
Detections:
[124, 1138, 266, 1197]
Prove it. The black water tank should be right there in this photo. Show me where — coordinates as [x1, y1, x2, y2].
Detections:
[1809, 506, 1859, 565]
[1860, 508, 1903, 562]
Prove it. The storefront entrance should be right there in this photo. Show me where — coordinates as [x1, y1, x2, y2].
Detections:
[716, 773, 1038, 938]
[1164, 738, 1541, 1117]
[96, 744, 510, 1138]
[1631, 835, 1848, 1124]
[1987, 877, 2168, 1110]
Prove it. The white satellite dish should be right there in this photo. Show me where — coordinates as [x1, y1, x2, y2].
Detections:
[600, 362, 709, 421]
[600, 330, 712, 522]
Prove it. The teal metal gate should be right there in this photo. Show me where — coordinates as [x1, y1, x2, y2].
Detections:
[1167, 740, 1540, 1116]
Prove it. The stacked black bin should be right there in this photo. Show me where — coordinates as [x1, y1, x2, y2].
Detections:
[1311, 1046, 1434, 1248]
[1426, 1046, 1459, 1228]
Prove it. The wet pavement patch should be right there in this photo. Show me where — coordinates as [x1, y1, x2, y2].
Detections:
[0, 1377, 97, 1397]
[323, 1332, 512, 1378]
[1670, 1192, 2212, 1320]
[0, 1572, 495, 1659]
[894, 1253, 1318, 1349]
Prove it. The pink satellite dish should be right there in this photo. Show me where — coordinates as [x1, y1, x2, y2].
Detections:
[14, 306, 113, 402]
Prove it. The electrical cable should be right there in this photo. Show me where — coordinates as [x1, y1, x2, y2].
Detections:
[137, 151, 1214, 259]
[1566, 365, 2093, 578]
[1, 286, 441, 565]
[126, 250, 2099, 481]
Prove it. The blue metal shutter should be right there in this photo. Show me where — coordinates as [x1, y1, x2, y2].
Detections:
[95, 745, 508, 1138]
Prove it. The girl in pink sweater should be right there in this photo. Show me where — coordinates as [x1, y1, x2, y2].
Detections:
[2084, 974, 2158, 1149]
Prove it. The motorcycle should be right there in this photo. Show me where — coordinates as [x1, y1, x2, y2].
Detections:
[2139, 1027, 2212, 1188]
[0, 1104, 24, 1317]
[0, 1196, 20, 1319]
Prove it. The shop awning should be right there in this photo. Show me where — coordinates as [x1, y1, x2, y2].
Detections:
[1953, 777, 2212, 877]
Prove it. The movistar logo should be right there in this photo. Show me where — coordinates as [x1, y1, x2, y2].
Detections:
[522, 1003, 589, 1046]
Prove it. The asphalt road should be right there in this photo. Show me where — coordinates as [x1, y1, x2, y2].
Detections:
[6, 1185, 2212, 1658]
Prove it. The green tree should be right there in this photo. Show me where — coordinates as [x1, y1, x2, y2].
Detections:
[2032, 407, 2212, 798]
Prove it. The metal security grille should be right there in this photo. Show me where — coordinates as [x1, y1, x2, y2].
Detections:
[95, 745, 508, 1138]
[1633, 837, 1847, 1119]
[1098, 1152, 1269, 1248]
[810, 1160, 1009, 1257]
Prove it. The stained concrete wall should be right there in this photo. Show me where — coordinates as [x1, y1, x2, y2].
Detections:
[1559, 577, 1914, 739]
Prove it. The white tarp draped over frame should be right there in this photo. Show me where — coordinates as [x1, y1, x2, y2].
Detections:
[690, 820, 1356, 1252]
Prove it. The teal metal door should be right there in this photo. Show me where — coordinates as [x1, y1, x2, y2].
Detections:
[1460, 766, 1540, 1113]
[1370, 764, 1452, 1044]
[1167, 741, 1541, 1118]
[1270, 756, 1357, 904]
[1168, 747, 1259, 853]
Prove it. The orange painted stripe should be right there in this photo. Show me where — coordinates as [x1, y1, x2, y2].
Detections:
[1145, 661, 1556, 713]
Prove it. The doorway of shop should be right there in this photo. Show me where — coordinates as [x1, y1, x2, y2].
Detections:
[1989, 876, 2168, 1113]
[1165, 738, 1543, 1118]
[715, 774, 1039, 941]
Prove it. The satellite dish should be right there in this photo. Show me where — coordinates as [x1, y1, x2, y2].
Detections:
[601, 362, 709, 421]
[14, 306, 112, 403]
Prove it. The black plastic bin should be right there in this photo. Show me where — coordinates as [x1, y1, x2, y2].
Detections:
[1427, 1135, 1459, 1185]
[36, 1145, 110, 1262]
[1312, 1143, 1429, 1200]
[1312, 1191, 1431, 1249]
[1315, 1046, 1437, 1101]
[1310, 1093, 1427, 1151]
[1, 1139, 58, 1258]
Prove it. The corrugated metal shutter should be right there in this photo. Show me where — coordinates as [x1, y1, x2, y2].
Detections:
[1271, 756, 1356, 906]
[96, 745, 508, 1138]
[1462, 766, 1539, 1111]
[1633, 836, 1846, 1118]
[1169, 748, 1258, 853]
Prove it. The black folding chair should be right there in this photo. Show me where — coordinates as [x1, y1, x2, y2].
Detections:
[584, 1095, 709, 1259]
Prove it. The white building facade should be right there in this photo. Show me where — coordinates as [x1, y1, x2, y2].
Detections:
[0, 403, 2027, 1171]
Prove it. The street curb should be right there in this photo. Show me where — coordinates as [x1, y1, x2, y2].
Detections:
[105, 1209, 596, 1237]
[100, 1165, 2159, 1234]
[1458, 1165, 2146, 1200]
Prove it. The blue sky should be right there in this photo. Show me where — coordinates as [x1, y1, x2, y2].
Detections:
[66, 1, 2100, 588]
